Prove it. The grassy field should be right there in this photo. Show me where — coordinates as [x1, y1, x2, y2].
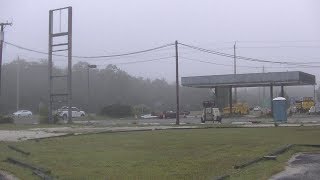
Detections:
[0, 127, 320, 179]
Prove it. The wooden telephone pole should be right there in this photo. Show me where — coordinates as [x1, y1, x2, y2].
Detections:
[0, 22, 13, 95]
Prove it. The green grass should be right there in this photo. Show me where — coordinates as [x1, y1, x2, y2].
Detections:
[0, 127, 320, 179]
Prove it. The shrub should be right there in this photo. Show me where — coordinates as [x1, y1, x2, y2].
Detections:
[100, 104, 132, 118]
[132, 104, 151, 116]
[39, 106, 61, 124]
[0, 115, 14, 124]
[39, 106, 49, 124]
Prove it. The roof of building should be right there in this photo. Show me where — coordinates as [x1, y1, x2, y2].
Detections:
[181, 71, 315, 88]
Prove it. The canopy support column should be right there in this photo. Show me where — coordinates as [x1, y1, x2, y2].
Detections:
[229, 86, 232, 115]
[270, 84, 273, 116]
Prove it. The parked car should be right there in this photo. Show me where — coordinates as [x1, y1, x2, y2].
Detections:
[309, 105, 320, 114]
[164, 111, 176, 119]
[141, 114, 158, 119]
[253, 106, 262, 111]
[179, 110, 190, 116]
[13, 110, 32, 117]
[57, 107, 86, 120]
[163, 110, 190, 119]
[151, 111, 165, 119]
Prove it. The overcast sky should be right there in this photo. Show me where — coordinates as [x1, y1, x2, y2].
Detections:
[1, 0, 320, 82]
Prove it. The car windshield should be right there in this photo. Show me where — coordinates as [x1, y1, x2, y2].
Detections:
[1, 1, 319, 179]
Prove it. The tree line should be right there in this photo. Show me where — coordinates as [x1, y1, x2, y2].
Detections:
[0, 59, 318, 115]
[0, 59, 210, 114]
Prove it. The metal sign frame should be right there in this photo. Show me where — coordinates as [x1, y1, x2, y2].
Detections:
[48, 7, 72, 123]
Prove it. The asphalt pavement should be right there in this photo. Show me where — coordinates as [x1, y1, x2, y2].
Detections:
[270, 153, 320, 180]
[74, 114, 320, 126]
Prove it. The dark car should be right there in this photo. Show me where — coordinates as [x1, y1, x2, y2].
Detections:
[164, 111, 176, 119]
[180, 110, 190, 116]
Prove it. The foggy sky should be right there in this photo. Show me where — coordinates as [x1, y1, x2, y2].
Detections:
[1, 0, 320, 82]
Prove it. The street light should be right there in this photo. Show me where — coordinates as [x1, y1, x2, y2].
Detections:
[87, 64, 97, 113]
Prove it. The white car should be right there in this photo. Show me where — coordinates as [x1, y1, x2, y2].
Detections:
[13, 110, 32, 117]
[253, 106, 262, 111]
[141, 114, 158, 119]
[57, 107, 86, 119]
[309, 106, 320, 114]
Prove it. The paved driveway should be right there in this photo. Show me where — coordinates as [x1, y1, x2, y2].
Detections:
[270, 153, 320, 180]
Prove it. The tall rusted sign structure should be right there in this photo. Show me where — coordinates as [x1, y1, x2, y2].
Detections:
[48, 7, 72, 123]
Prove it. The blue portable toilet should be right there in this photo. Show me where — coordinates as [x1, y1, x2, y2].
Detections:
[272, 97, 287, 122]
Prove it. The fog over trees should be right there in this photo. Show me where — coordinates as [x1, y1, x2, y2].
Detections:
[0, 59, 318, 114]
[0, 59, 211, 114]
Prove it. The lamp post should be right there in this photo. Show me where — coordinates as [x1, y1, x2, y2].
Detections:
[87, 64, 97, 113]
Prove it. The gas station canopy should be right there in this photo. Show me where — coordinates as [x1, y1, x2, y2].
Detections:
[181, 71, 315, 88]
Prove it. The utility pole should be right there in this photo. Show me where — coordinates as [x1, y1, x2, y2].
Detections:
[16, 56, 20, 111]
[0, 22, 13, 95]
[175, 40, 180, 125]
[67, 7, 73, 124]
[233, 41, 237, 103]
[87, 64, 96, 113]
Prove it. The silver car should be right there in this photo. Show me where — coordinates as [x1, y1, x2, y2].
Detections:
[13, 110, 33, 117]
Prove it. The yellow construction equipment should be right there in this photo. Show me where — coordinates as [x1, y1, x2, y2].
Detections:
[223, 103, 249, 115]
[295, 97, 315, 113]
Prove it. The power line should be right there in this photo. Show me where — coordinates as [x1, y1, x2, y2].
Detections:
[237, 40, 320, 43]
[178, 42, 320, 65]
[4, 41, 51, 56]
[191, 40, 320, 45]
[180, 56, 320, 69]
[238, 45, 320, 49]
[4, 41, 175, 59]
[179, 48, 320, 64]
[180, 56, 259, 68]
[72, 43, 175, 59]
[97, 56, 174, 66]
[3, 56, 175, 68]
[3, 53, 175, 67]
[5, 40, 320, 67]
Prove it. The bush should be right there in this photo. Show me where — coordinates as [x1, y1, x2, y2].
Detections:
[100, 104, 132, 118]
[0, 115, 14, 124]
[132, 104, 151, 116]
[39, 106, 49, 124]
[39, 106, 59, 124]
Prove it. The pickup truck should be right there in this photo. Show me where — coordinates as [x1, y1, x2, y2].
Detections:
[57, 106, 86, 119]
